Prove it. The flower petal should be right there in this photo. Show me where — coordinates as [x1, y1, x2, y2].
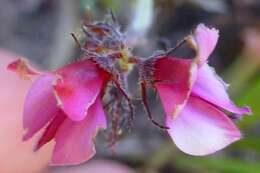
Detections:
[35, 110, 66, 151]
[192, 64, 251, 115]
[154, 57, 197, 119]
[7, 58, 40, 80]
[51, 97, 107, 165]
[166, 95, 241, 156]
[191, 24, 219, 66]
[23, 74, 59, 140]
[53, 60, 109, 121]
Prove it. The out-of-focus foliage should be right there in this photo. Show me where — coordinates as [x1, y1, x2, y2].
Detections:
[237, 78, 260, 129]
[175, 156, 260, 173]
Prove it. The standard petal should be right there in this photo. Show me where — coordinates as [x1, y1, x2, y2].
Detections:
[23, 74, 59, 140]
[154, 57, 197, 119]
[51, 97, 107, 165]
[53, 60, 109, 121]
[166, 95, 241, 156]
[191, 24, 219, 66]
[192, 64, 251, 115]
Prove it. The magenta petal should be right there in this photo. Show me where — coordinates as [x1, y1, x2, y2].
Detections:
[193, 24, 219, 66]
[23, 74, 59, 140]
[166, 95, 241, 156]
[51, 97, 107, 165]
[35, 110, 66, 151]
[192, 64, 251, 115]
[154, 57, 197, 118]
[53, 60, 107, 121]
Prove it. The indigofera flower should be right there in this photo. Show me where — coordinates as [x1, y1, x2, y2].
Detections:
[140, 24, 251, 156]
[8, 59, 111, 165]
[8, 18, 135, 165]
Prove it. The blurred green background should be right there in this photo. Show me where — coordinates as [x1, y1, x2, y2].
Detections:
[0, 0, 259, 173]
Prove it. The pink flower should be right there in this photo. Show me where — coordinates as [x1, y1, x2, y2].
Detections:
[8, 58, 111, 165]
[142, 24, 252, 156]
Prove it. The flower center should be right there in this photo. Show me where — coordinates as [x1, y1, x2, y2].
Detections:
[117, 49, 134, 72]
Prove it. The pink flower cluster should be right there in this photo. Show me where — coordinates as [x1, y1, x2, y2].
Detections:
[8, 23, 251, 165]
[152, 24, 251, 155]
